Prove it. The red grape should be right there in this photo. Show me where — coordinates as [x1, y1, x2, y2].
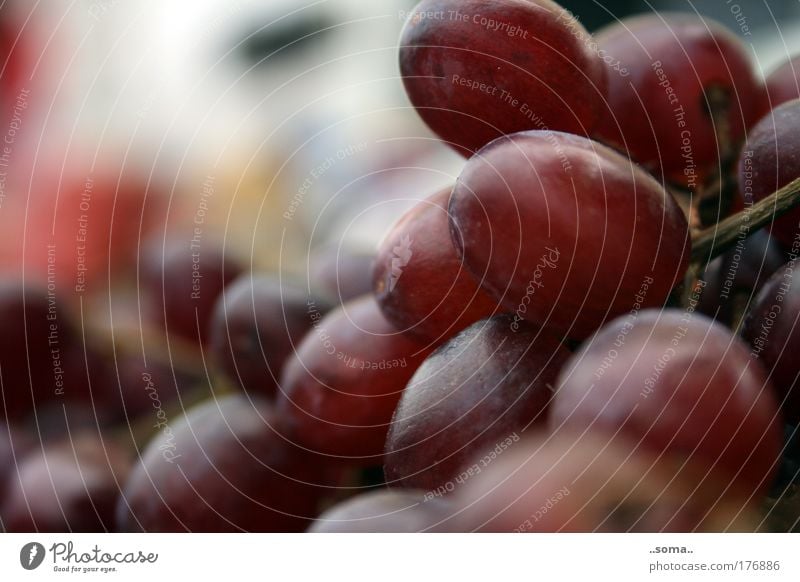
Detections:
[24, 170, 167, 291]
[209, 275, 332, 399]
[278, 296, 431, 463]
[743, 262, 800, 423]
[308, 489, 453, 532]
[449, 130, 689, 339]
[551, 309, 782, 498]
[595, 13, 764, 189]
[117, 395, 324, 532]
[737, 99, 800, 247]
[384, 315, 570, 491]
[452, 432, 760, 532]
[1, 433, 130, 532]
[373, 187, 499, 344]
[399, 0, 607, 155]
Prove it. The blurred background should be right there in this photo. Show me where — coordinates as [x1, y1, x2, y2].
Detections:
[3, 0, 798, 291]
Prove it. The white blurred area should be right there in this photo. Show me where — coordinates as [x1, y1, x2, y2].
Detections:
[4, 0, 800, 284]
[0, 0, 463, 280]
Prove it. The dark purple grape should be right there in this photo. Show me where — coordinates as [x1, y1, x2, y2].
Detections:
[743, 262, 800, 423]
[209, 274, 332, 399]
[278, 296, 431, 463]
[384, 315, 570, 491]
[118, 395, 325, 532]
[452, 432, 760, 532]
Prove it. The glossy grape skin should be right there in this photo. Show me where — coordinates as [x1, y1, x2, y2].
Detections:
[698, 229, 785, 327]
[551, 309, 782, 498]
[449, 131, 690, 340]
[141, 239, 243, 343]
[308, 489, 453, 532]
[742, 263, 800, 423]
[117, 395, 324, 532]
[373, 188, 499, 344]
[309, 245, 374, 304]
[1, 434, 130, 532]
[399, 0, 606, 155]
[209, 275, 332, 399]
[278, 296, 431, 463]
[595, 14, 764, 189]
[738, 100, 800, 247]
[766, 55, 800, 110]
[384, 315, 570, 491]
[23, 170, 167, 291]
[452, 432, 760, 532]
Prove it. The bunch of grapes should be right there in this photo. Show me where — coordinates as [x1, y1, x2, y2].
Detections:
[4, 0, 800, 533]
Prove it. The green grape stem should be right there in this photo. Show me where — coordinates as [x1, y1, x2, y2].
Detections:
[690, 176, 800, 266]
